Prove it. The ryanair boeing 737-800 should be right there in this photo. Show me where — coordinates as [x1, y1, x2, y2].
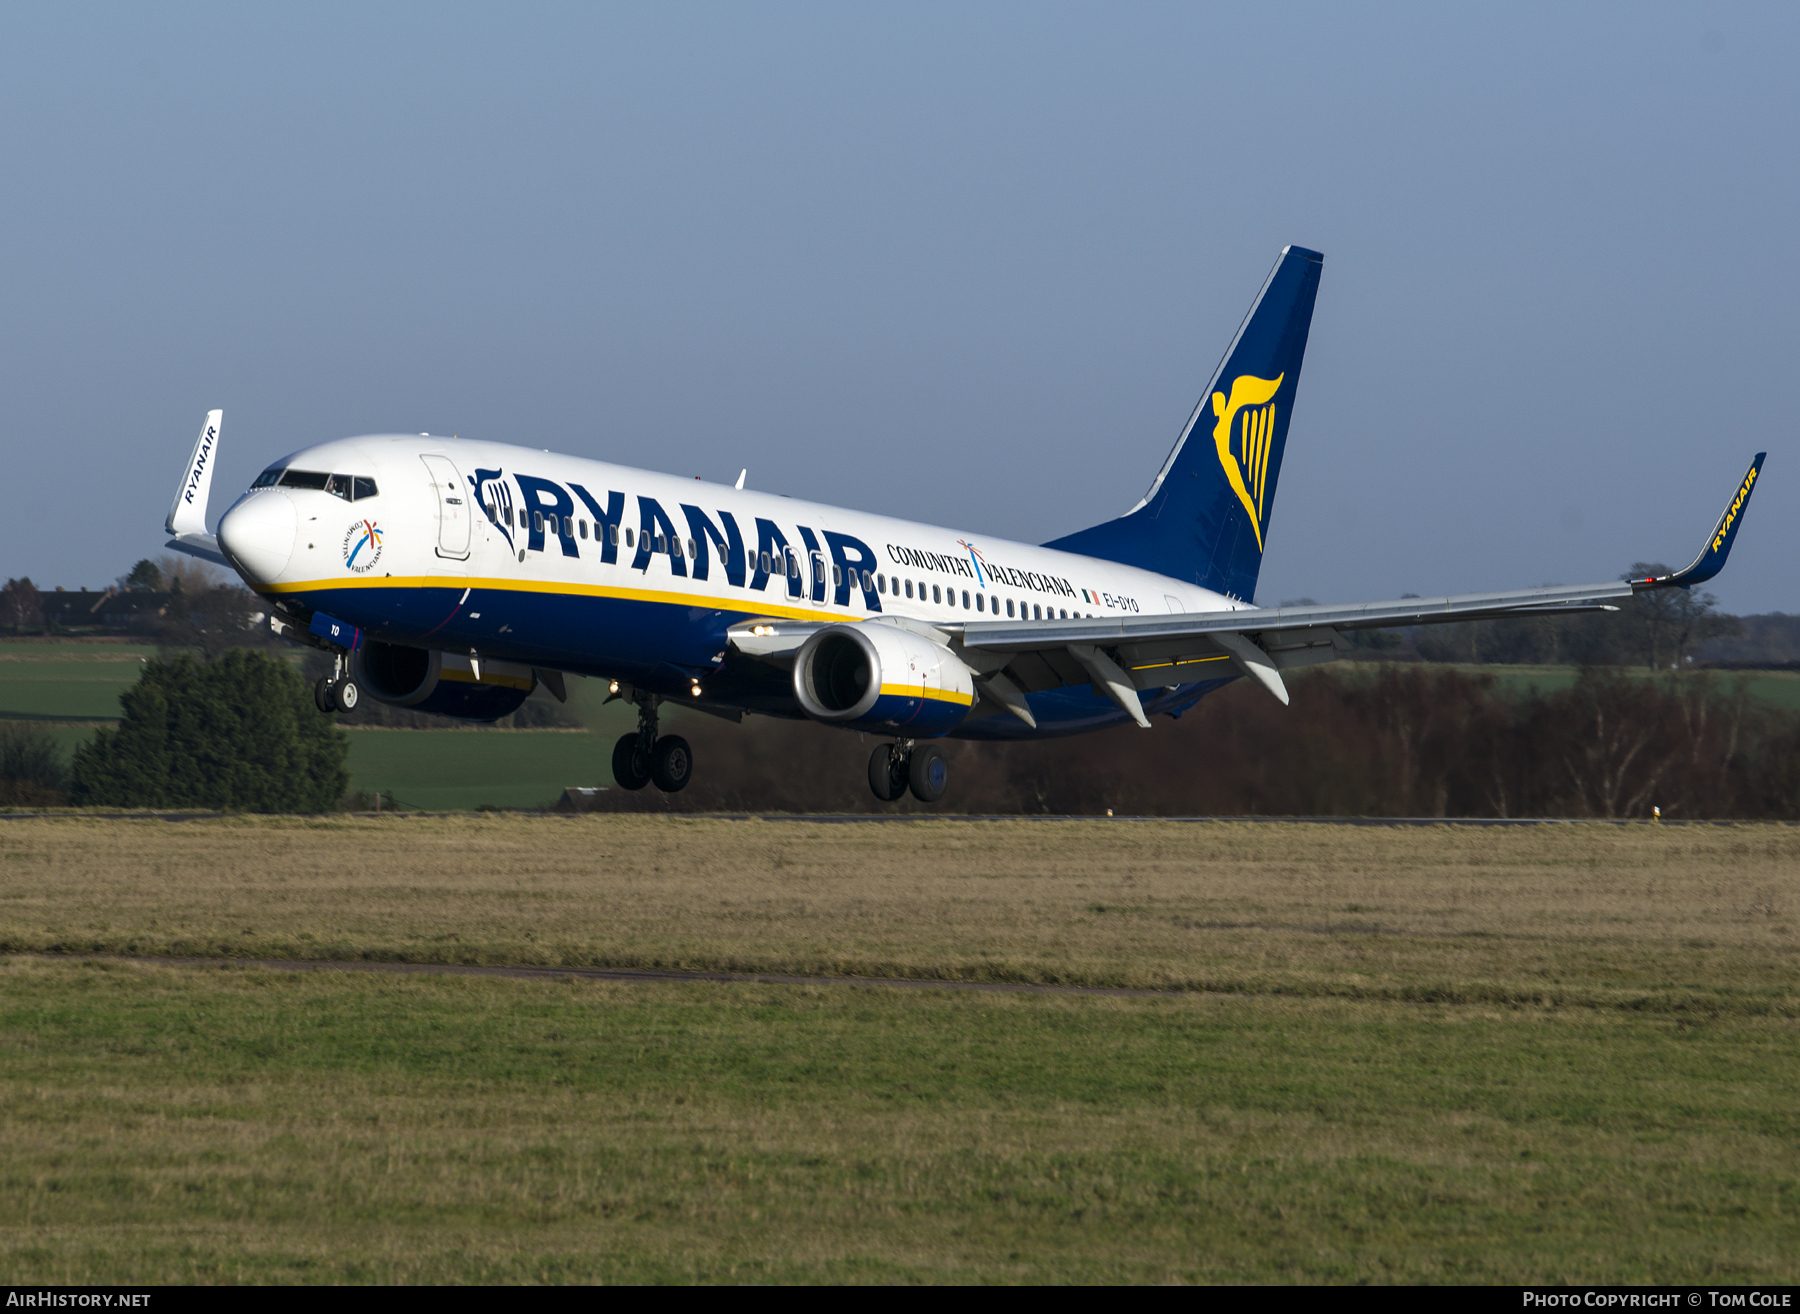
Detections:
[163, 246, 1765, 803]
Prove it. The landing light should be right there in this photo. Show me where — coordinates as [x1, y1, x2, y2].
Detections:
[608, 680, 620, 694]
[751, 624, 776, 636]
[690, 685, 702, 697]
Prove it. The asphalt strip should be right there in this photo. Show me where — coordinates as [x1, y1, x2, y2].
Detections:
[2, 812, 1788, 825]
[31, 954, 1182, 999]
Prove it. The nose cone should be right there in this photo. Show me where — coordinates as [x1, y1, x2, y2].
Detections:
[218, 492, 297, 583]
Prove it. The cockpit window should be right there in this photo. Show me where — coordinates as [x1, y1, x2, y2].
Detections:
[261, 470, 379, 501]
[324, 473, 380, 501]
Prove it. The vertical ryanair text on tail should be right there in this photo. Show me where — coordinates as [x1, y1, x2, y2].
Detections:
[163, 245, 1766, 803]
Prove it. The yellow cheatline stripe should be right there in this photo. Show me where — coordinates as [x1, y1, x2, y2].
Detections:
[1128, 653, 1232, 673]
[878, 682, 974, 707]
[257, 575, 849, 625]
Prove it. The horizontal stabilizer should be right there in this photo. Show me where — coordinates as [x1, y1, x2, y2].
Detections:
[165, 531, 229, 568]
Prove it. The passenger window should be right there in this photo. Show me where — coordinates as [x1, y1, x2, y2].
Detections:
[609, 524, 620, 546]
[932, 585, 941, 604]
[625, 528, 635, 547]
[1033, 604, 1042, 620]
[789, 552, 800, 579]
[687, 538, 696, 559]
[579, 520, 587, 539]
[654, 534, 666, 552]
[904, 580, 913, 599]
[252, 468, 284, 489]
[975, 594, 984, 612]
[962, 590, 970, 609]
[533, 512, 544, 533]
[861, 570, 872, 592]
[832, 564, 842, 587]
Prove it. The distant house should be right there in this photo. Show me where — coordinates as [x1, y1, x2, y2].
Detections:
[40, 588, 171, 633]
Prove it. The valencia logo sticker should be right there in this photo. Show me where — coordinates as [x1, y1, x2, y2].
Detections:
[342, 519, 384, 574]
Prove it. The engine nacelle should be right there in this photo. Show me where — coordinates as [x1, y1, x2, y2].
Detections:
[353, 640, 537, 722]
[792, 622, 974, 736]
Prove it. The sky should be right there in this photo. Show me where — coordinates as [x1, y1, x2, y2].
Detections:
[2, 2, 1795, 613]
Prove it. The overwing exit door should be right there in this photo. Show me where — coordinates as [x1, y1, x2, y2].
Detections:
[420, 454, 471, 560]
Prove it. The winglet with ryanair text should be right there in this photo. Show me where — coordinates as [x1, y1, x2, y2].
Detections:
[164, 408, 231, 568]
[1632, 452, 1765, 591]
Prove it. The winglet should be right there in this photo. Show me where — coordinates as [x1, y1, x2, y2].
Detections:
[1633, 452, 1765, 590]
[166, 409, 223, 537]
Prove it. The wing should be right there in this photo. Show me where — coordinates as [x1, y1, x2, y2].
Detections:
[954, 452, 1768, 723]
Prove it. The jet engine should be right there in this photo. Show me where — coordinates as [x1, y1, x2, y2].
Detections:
[353, 640, 537, 722]
[792, 622, 974, 736]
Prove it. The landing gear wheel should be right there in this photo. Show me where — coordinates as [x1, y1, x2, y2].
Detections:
[908, 743, 949, 803]
[868, 743, 907, 802]
[314, 676, 337, 714]
[332, 678, 360, 714]
[611, 734, 651, 791]
[650, 734, 692, 793]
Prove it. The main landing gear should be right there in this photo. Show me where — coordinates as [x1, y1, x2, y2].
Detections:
[868, 740, 948, 804]
[612, 693, 692, 793]
[313, 652, 360, 715]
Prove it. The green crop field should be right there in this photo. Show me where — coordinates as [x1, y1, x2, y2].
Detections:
[343, 727, 623, 810]
[1322, 661, 1800, 711]
[6, 638, 1799, 809]
[0, 642, 158, 722]
[0, 816, 1794, 1283]
[0, 640, 645, 810]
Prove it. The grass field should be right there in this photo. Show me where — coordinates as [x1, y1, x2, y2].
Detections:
[1, 816, 1796, 1282]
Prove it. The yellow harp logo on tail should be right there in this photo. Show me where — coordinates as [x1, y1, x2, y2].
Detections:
[1210, 373, 1283, 551]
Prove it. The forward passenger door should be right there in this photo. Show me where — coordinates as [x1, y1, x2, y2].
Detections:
[420, 454, 471, 560]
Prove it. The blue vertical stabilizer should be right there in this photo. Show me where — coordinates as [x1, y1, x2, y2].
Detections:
[1045, 245, 1323, 601]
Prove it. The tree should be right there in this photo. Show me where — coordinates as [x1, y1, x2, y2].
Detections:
[2, 577, 43, 633]
[1620, 562, 1737, 670]
[0, 723, 67, 805]
[69, 649, 349, 811]
[118, 559, 166, 592]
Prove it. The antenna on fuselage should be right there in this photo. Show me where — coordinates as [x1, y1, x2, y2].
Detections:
[735, 469, 747, 490]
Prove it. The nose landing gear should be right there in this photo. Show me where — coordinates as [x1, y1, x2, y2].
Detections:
[867, 740, 949, 804]
[313, 653, 360, 715]
[611, 691, 692, 793]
